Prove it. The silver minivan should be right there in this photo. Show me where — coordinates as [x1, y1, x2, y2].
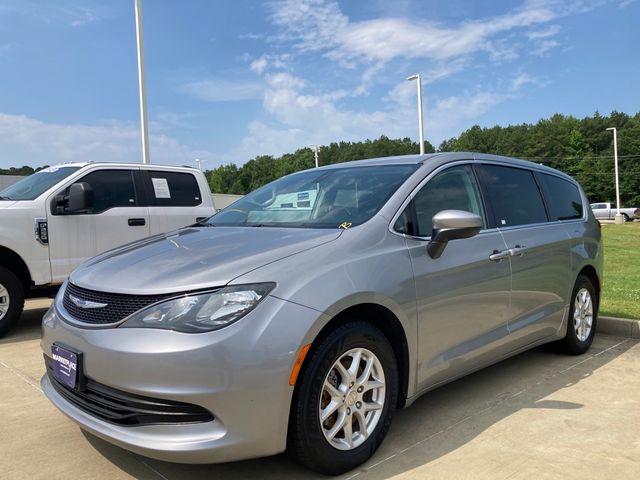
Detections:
[41, 153, 602, 475]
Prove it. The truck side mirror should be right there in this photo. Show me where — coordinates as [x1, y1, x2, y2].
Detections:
[67, 182, 94, 213]
[427, 210, 482, 259]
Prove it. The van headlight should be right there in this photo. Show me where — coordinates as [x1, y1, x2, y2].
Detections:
[120, 283, 275, 333]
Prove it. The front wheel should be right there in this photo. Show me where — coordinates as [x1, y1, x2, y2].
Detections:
[0, 267, 25, 337]
[559, 275, 598, 355]
[288, 321, 398, 475]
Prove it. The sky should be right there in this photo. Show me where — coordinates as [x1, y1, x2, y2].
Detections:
[0, 0, 638, 169]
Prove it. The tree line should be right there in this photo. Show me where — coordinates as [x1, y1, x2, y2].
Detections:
[206, 110, 640, 206]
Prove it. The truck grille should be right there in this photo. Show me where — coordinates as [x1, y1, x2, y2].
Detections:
[62, 282, 177, 325]
[45, 356, 214, 426]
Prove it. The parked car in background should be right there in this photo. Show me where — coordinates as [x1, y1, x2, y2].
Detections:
[0, 163, 215, 336]
[590, 202, 638, 222]
[40, 153, 602, 475]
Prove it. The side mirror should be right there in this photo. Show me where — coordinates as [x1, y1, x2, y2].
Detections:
[67, 182, 94, 213]
[427, 210, 482, 259]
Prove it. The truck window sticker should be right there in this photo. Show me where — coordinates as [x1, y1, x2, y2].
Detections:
[151, 178, 171, 199]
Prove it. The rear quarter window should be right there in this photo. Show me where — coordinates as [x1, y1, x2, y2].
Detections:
[537, 173, 584, 221]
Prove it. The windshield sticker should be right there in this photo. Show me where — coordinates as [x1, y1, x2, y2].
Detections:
[339, 222, 352, 229]
[151, 178, 171, 198]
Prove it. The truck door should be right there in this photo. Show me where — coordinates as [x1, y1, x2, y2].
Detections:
[141, 170, 211, 234]
[46, 168, 150, 283]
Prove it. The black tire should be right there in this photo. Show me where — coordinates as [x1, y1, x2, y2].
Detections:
[0, 266, 25, 338]
[622, 213, 630, 222]
[288, 321, 398, 475]
[559, 275, 598, 355]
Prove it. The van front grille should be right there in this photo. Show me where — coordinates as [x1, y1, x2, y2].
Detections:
[62, 282, 177, 325]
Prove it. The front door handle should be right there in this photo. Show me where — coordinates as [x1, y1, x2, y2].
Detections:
[508, 245, 526, 257]
[128, 218, 146, 226]
[489, 249, 510, 262]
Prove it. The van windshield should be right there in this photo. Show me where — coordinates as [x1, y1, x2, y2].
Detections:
[208, 164, 418, 229]
[0, 166, 81, 201]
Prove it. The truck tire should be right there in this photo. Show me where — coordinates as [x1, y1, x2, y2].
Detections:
[622, 213, 629, 222]
[0, 266, 25, 337]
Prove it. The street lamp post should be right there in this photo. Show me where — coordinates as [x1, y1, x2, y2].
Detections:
[195, 158, 204, 171]
[407, 74, 425, 155]
[606, 127, 623, 224]
[310, 145, 319, 168]
[135, 0, 150, 164]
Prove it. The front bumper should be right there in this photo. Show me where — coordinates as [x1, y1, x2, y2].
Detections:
[41, 295, 328, 464]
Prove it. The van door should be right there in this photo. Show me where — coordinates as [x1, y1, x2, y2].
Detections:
[476, 164, 571, 345]
[397, 164, 512, 391]
[141, 170, 210, 234]
[46, 168, 150, 283]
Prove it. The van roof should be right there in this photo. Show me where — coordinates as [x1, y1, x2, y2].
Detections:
[316, 152, 575, 182]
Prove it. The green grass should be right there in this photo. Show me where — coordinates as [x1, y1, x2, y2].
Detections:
[600, 221, 640, 319]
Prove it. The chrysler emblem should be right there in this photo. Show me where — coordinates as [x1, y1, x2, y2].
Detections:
[69, 294, 108, 309]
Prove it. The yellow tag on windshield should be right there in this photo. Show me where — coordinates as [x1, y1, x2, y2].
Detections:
[339, 222, 352, 229]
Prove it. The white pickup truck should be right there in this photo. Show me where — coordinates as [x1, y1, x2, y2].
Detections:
[590, 202, 639, 222]
[0, 162, 216, 336]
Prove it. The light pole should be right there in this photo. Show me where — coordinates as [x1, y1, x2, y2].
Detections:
[135, 0, 150, 164]
[606, 127, 623, 224]
[407, 74, 425, 155]
[195, 158, 204, 171]
[309, 145, 319, 168]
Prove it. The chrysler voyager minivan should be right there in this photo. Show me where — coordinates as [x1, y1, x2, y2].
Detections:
[41, 153, 602, 474]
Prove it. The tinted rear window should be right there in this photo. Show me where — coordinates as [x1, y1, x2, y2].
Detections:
[477, 165, 548, 227]
[147, 171, 202, 207]
[537, 173, 583, 221]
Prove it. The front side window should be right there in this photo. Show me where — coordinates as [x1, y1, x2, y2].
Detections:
[0, 166, 80, 201]
[395, 165, 486, 237]
[68, 170, 137, 214]
[477, 165, 548, 227]
[537, 173, 583, 221]
[414, 165, 486, 236]
[209, 165, 418, 228]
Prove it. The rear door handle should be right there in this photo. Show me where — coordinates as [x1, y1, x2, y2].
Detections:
[489, 249, 510, 262]
[128, 218, 146, 226]
[508, 245, 526, 257]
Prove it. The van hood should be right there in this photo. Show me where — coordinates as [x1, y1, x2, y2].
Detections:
[69, 226, 342, 294]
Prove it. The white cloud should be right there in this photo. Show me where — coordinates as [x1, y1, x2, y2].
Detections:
[250, 56, 269, 74]
[176, 79, 264, 102]
[0, 1, 106, 27]
[269, 0, 558, 68]
[0, 113, 212, 169]
[527, 24, 562, 39]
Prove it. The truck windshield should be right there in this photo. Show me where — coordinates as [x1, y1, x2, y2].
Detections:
[0, 166, 81, 201]
[208, 164, 418, 229]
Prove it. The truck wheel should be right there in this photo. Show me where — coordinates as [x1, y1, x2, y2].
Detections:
[0, 267, 25, 337]
[622, 213, 629, 222]
[288, 321, 398, 475]
[559, 275, 597, 355]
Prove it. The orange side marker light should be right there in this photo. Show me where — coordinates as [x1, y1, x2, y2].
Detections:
[289, 343, 311, 386]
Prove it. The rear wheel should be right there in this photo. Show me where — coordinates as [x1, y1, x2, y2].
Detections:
[0, 267, 25, 337]
[559, 275, 597, 355]
[289, 321, 398, 475]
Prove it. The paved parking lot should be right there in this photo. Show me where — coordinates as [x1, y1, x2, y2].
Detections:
[1, 299, 639, 480]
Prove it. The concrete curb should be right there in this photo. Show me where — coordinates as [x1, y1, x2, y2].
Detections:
[597, 316, 640, 339]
